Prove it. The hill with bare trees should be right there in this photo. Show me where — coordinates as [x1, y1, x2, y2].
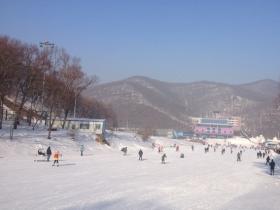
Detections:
[88, 76, 279, 137]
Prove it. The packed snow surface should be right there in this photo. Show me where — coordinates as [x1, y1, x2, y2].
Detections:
[0, 128, 280, 210]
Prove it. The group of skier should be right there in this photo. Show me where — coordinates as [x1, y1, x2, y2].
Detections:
[37, 146, 61, 166]
[257, 151, 266, 159]
[137, 148, 166, 163]
[38, 141, 277, 175]
[203, 144, 244, 162]
[264, 155, 276, 176]
[255, 149, 277, 176]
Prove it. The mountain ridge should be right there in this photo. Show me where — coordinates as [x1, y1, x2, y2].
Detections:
[86, 76, 279, 130]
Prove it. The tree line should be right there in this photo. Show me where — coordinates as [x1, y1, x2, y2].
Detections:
[0, 35, 117, 138]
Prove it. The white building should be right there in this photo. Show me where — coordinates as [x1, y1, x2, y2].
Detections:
[265, 139, 280, 149]
[52, 118, 106, 135]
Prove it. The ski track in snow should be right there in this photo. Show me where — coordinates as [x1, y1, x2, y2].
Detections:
[0, 129, 280, 210]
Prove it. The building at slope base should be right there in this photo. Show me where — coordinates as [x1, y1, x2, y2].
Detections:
[194, 118, 234, 138]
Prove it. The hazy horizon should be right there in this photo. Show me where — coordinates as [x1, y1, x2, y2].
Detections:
[97, 75, 279, 86]
[1, 0, 279, 84]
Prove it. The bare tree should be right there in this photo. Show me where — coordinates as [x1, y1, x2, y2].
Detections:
[12, 44, 46, 129]
[258, 80, 280, 138]
[0, 36, 23, 129]
[58, 50, 98, 127]
[44, 72, 64, 139]
[137, 128, 154, 141]
[274, 80, 280, 110]
[0, 35, 107, 136]
[41, 47, 64, 139]
[76, 97, 118, 128]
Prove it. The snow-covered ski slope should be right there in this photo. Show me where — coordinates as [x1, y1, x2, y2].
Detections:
[0, 128, 280, 210]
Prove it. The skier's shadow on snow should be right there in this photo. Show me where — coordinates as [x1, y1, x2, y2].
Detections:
[34, 159, 67, 162]
[58, 163, 76, 167]
[138, 158, 148, 161]
[64, 198, 171, 210]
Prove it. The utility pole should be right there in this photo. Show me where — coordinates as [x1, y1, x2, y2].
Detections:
[39, 41, 55, 125]
[73, 92, 77, 118]
[73, 87, 82, 119]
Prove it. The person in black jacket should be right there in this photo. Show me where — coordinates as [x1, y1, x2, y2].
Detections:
[270, 159, 275, 176]
[46, 146, 52, 162]
[138, 149, 143, 160]
[237, 152, 241, 162]
[121, 147, 127, 155]
[161, 153, 167, 164]
[266, 156, 270, 165]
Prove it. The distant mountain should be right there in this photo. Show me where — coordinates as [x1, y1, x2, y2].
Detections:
[86, 76, 279, 130]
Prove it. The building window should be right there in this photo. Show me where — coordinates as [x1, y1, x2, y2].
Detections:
[80, 123, 89, 129]
[95, 124, 101, 130]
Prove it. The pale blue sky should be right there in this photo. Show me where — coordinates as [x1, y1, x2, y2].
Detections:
[1, 0, 280, 84]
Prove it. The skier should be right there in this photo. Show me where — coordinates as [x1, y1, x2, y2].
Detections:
[270, 159, 275, 176]
[237, 152, 241, 162]
[138, 149, 143, 160]
[46, 146, 52, 162]
[161, 153, 167, 164]
[257, 151, 262, 158]
[191, 145, 194, 151]
[52, 151, 60, 167]
[38, 148, 45, 156]
[176, 145, 179, 152]
[266, 156, 270, 165]
[121, 147, 127, 155]
[80, 144, 85, 156]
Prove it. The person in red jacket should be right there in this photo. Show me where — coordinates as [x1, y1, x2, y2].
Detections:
[52, 151, 60, 167]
